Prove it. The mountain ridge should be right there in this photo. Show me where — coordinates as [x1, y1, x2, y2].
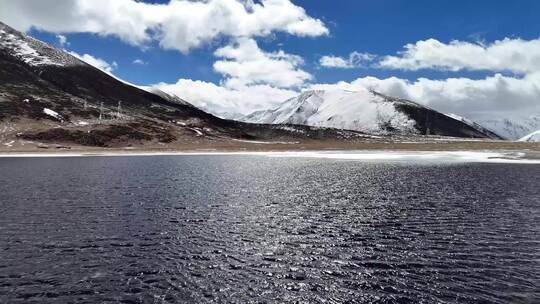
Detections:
[0, 21, 373, 149]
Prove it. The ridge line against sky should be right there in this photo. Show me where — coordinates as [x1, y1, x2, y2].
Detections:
[1, 0, 539, 122]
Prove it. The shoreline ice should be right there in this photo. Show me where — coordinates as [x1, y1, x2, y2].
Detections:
[0, 150, 539, 164]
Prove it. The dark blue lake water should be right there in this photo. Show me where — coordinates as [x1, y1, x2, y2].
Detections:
[0, 155, 539, 303]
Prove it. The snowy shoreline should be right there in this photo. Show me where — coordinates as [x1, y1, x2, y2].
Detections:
[0, 150, 539, 164]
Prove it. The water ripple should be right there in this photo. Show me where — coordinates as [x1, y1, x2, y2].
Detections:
[0, 156, 538, 303]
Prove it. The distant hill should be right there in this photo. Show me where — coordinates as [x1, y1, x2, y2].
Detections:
[478, 117, 540, 140]
[518, 130, 540, 142]
[243, 89, 503, 139]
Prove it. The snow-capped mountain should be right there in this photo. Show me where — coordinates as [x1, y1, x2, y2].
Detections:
[518, 130, 540, 142]
[478, 117, 540, 140]
[243, 90, 503, 139]
[244, 90, 418, 135]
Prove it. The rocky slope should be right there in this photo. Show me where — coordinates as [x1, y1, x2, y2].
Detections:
[243, 90, 503, 139]
[0, 21, 369, 149]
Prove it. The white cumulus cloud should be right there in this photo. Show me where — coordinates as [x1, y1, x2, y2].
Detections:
[213, 38, 312, 88]
[0, 0, 328, 53]
[56, 34, 68, 47]
[319, 52, 375, 69]
[132, 59, 147, 65]
[68, 51, 118, 74]
[378, 37, 540, 74]
[153, 79, 297, 116]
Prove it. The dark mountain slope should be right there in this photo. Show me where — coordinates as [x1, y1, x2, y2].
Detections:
[0, 21, 368, 148]
[372, 92, 503, 139]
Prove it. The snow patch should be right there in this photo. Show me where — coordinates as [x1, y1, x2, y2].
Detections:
[265, 151, 540, 164]
[3, 141, 15, 147]
[276, 126, 305, 134]
[74, 121, 89, 126]
[187, 127, 203, 136]
[43, 108, 64, 121]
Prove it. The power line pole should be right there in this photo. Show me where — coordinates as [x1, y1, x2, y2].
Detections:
[117, 101, 122, 119]
[99, 102, 103, 122]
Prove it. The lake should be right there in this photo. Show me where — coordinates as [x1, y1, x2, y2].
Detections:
[0, 155, 539, 303]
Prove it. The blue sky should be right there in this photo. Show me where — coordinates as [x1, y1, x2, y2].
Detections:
[1, 0, 539, 124]
[27, 0, 540, 86]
